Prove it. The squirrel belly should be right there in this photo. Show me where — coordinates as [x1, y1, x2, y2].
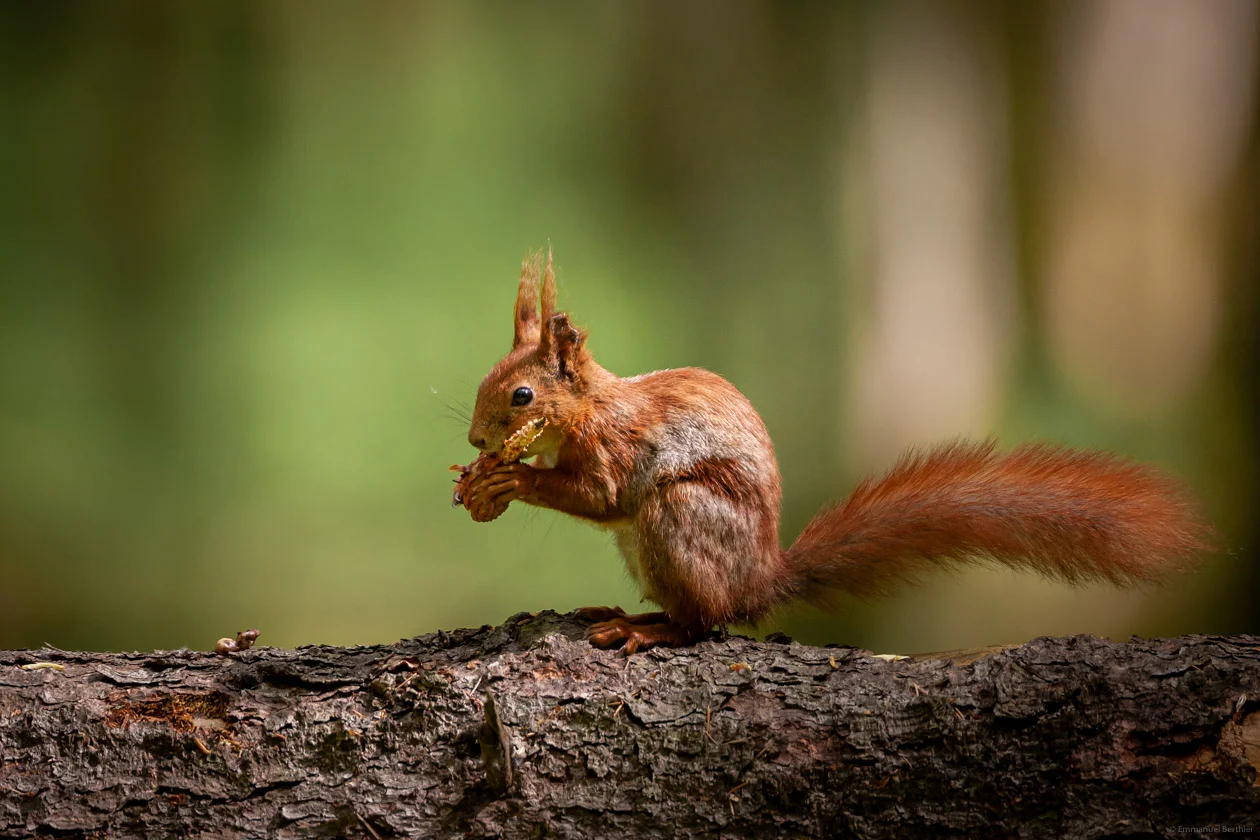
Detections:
[458, 251, 1214, 652]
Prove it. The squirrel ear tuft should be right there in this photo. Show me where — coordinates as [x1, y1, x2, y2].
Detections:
[540, 246, 558, 325]
[546, 312, 587, 380]
[512, 252, 543, 349]
[536, 246, 560, 355]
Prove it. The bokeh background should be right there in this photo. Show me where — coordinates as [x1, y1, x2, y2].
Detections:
[1, 1, 1256, 654]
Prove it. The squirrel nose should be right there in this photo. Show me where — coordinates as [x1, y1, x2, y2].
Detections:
[469, 433, 488, 451]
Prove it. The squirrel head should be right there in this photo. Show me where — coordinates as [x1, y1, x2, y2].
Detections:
[467, 249, 594, 456]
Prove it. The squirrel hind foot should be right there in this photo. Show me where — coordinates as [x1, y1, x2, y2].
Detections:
[574, 605, 627, 623]
[575, 606, 672, 625]
[585, 618, 700, 654]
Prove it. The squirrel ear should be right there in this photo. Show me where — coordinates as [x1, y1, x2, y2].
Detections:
[545, 312, 587, 380]
[512, 252, 543, 349]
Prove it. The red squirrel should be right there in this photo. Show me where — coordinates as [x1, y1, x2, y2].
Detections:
[455, 251, 1213, 653]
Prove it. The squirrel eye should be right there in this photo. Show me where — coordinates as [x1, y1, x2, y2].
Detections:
[511, 386, 534, 407]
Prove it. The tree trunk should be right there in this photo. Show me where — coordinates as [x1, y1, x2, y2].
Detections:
[2, 611, 1258, 839]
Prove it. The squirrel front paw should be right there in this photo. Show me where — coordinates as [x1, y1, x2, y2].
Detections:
[462, 462, 536, 522]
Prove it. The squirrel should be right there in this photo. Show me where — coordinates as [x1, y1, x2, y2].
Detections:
[454, 250, 1214, 654]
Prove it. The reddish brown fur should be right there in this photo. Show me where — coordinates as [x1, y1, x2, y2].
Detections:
[783, 441, 1214, 605]
[460, 253, 1215, 653]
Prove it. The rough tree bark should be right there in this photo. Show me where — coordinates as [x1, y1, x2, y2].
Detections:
[1, 611, 1258, 839]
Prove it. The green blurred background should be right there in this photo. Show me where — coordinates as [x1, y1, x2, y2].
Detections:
[1, 1, 1256, 654]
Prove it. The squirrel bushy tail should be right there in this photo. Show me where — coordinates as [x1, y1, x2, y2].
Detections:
[781, 440, 1214, 606]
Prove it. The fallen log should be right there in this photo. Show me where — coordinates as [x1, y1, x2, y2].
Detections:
[2, 611, 1257, 838]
